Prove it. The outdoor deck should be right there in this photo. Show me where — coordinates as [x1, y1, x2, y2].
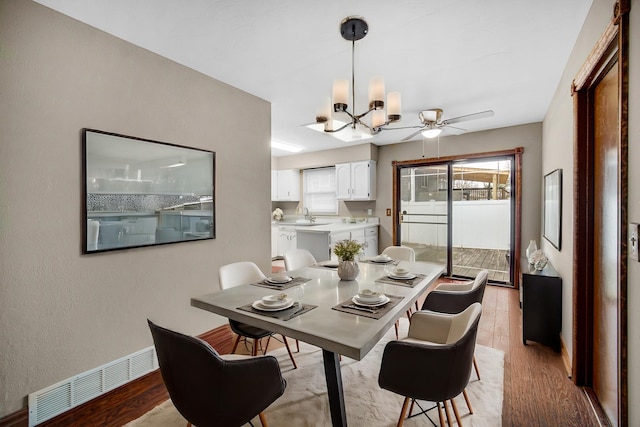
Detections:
[404, 244, 511, 283]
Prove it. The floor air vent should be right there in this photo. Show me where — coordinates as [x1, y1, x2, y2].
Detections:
[28, 346, 157, 426]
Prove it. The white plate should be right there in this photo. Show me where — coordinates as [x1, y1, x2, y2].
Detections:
[388, 273, 417, 280]
[320, 261, 339, 268]
[252, 299, 294, 311]
[371, 257, 392, 263]
[356, 290, 383, 301]
[266, 276, 293, 284]
[262, 294, 290, 306]
[352, 295, 390, 307]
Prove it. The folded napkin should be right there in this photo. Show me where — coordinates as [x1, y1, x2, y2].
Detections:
[331, 295, 403, 320]
[251, 277, 311, 290]
[237, 302, 317, 321]
[375, 273, 426, 288]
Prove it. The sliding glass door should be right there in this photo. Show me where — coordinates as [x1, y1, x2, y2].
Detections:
[396, 154, 515, 285]
[399, 164, 450, 268]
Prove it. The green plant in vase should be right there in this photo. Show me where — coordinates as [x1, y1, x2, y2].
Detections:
[333, 239, 363, 280]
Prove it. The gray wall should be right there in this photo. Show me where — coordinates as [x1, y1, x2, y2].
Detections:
[542, 0, 639, 423]
[0, 0, 272, 416]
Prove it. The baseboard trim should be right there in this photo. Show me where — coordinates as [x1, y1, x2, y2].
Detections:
[583, 387, 612, 426]
[560, 334, 572, 378]
[0, 324, 235, 427]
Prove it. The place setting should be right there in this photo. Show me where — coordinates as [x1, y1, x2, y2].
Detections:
[332, 288, 403, 319]
[311, 260, 340, 270]
[359, 253, 399, 265]
[252, 274, 311, 290]
[375, 265, 426, 288]
[238, 290, 316, 321]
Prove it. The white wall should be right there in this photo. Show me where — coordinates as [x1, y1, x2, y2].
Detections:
[543, 0, 639, 423]
[0, 0, 272, 417]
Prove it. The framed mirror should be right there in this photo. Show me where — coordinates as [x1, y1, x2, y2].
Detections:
[543, 168, 562, 250]
[83, 129, 215, 253]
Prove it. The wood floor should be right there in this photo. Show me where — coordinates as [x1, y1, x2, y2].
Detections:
[405, 245, 511, 283]
[254, 279, 599, 426]
[478, 284, 598, 426]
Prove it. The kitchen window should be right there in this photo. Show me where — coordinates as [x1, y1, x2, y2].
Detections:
[303, 167, 337, 214]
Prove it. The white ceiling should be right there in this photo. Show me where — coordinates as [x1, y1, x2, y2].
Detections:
[34, 0, 592, 156]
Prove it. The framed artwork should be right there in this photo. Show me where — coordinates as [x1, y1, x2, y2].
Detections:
[83, 129, 215, 253]
[543, 168, 562, 250]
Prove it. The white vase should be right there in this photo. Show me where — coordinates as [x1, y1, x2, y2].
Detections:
[526, 240, 537, 263]
[337, 260, 359, 281]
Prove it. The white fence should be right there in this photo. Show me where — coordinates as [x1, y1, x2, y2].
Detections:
[400, 200, 511, 250]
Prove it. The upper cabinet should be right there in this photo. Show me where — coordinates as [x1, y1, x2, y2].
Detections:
[336, 160, 376, 200]
[272, 169, 300, 201]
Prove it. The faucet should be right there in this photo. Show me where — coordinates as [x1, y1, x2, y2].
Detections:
[303, 207, 315, 223]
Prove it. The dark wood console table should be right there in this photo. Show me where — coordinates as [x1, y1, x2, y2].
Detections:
[521, 258, 562, 352]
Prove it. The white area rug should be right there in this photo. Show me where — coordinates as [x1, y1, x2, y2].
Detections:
[127, 319, 503, 426]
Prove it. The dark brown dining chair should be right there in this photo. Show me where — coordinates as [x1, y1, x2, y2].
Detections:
[421, 269, 489, 384]
[378, 303, 482, 427]
[148, 320, 286, 427]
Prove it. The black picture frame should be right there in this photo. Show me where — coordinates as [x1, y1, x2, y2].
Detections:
[83, 129, 215, 254]
[543, 168, 562, 250]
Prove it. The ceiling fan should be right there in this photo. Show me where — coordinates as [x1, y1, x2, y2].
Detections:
[398, 108, 494, 141]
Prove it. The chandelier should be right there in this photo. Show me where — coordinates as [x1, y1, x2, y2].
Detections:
[315, 17, 401, 139]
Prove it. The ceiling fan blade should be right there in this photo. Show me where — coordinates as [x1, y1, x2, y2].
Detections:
[442, 124, 466, 135]
[401, 129, 424, 142]
[383, 124, 425, 131]
[442, 110, 494, 125]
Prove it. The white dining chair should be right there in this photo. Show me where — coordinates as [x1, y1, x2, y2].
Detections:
[218, 261, 298, 368]
[283, 248, 317, 271]
[383, 246, 417, 338]
[382, 245, 416, 262]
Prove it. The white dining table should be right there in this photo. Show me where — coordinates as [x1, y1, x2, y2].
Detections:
[191, 260, 444, 427]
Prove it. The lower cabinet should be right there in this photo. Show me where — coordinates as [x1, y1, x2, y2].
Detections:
[277, 229, 297, 257]
[297, 226, 379, 262]
[521, 258, 562, 352]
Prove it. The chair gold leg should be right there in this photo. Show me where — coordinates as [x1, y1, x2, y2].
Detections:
[296, 339, 300, 352]
[408, 398, 415, 417]
[451, 398, 463, 426]
[414, 300, 419, 312]
[462, 389, 473, 413]
[443, 400, 453, 426]
[396, 396, 411, 427]
[281, 335, 298, 369]
[437, 402, 446, 427]
[186, 422, 192, 427]
[231, 335, 241, 354]
[259, 411, 268, 427]
[473, 355, 481, 380]
[252, 338, 259, 356]
[406, 310, 412, 323]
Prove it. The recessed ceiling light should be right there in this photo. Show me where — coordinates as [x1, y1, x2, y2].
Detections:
[271, 140, 303, 153]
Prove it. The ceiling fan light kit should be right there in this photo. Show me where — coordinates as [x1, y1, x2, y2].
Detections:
[315, 16, 401, 138]
[421, 127, 443, 139]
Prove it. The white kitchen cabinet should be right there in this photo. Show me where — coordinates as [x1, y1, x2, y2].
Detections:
[363, 226, 378, 257]
[335, 160, 376, 200]
[272, 169, 300, 201]
[277, 228, 297, 256]
[271, 225, 279, 258]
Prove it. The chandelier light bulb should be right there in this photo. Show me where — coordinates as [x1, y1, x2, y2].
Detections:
[332, 79, 349, 111]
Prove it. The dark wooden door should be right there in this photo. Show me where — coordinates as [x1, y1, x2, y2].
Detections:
[592, 60, 619, 426]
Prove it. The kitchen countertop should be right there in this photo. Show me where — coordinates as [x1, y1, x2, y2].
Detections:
[273, 221, 377, 233]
